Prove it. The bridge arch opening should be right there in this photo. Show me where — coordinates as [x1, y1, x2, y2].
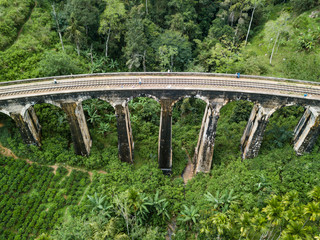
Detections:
[0, 112, 23, 155]
[128, 96, 161, 167]
[259, 105, 305, 154]
[33, 103, 71, 140]
[30, 103, 73, 164]
[82, 99, 118, 163]
[126, 93, 160, 105]
[213, 100, 254, 165]
[172, 97, 207, 176]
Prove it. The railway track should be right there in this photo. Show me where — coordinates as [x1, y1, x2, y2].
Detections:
[0, 77, 319, 99]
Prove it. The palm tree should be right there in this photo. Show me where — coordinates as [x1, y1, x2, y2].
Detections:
[308, 186, 320, 202]
[281, 220, 313, 240]
[65, 14, 85, 56]
[237, 211, 252, 238]
[211, 212, 231, 239]
[205, 189, 238, 212]
[87, 192, 112, 216]
[89, 216, 129, 240]
[147, 190, 170, 221]
[177, 205, 200, 229]
[304, 201, 320, 222]
[98, 122, 111, 137]
[263, 195, 285, 227]
[245, 0, 265, 45]
[87, 110, 101, 126]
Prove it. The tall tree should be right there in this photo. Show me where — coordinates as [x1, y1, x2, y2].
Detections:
[51, 3, 65, 52]
[65, 14, 85, 55]
[152, 30, 192, 71]
[66, 0, 100, 39]
[124, 5, 148, 71]
[245, 0, 265, 45]
[265, 12, 290, 64]
[99, 0, 126, 58]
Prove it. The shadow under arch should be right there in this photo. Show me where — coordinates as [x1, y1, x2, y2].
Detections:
[0, 111, 24, 151]
[81, 98, 118, 161]
[259, 104, 305, 154]
[213, 99, 254, 166]
[127, 96, 161, 167]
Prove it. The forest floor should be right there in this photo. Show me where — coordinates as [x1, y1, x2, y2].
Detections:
[0, 142, 18, 159]
[182, 161, 194, 184]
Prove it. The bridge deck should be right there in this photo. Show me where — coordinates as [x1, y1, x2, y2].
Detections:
[0, 74, 320, 101]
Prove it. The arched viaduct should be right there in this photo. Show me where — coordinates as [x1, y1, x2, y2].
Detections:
[1, 72, 320, 174]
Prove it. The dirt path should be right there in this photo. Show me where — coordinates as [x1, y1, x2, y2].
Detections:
[182, 161, 195, 184]
[0, 143, 103, 182]
[0, 144, 18, 159]
[181, 148, 195, 184]
[15, 1, 37, 42]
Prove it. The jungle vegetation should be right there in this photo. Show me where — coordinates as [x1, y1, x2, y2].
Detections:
[0, 0, 320, 239]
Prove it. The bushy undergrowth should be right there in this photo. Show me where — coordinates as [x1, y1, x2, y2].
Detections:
[1, 97, 320, 239]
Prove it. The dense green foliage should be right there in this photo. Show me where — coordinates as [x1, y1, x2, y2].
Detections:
[1, 0, 320, 81]
[0, 156, 90, 239]
[1, 97, 320, 239]
[1, 0, 320, 239]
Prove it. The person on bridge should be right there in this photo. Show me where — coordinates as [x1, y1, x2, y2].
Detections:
[236, 72, 240, 78]
[53, 79, 57, 84]
[139, 78, 142, 86]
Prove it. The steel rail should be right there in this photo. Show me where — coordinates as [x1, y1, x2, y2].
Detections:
[0, 77, 318, 98]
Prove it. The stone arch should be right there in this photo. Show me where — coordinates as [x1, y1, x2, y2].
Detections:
[202, 98, 253, 165]
[127, 95, 161, 165]
[172, 94, 209, 108]
[31, 102, 71, 141]
[259, 104, 305, 153]
[126, 93, 160, 105]
[0, 109, 10, 117]
[0, 111, 20, 144]
[80, 98, 119, 161]
[171, 95, 208, 175]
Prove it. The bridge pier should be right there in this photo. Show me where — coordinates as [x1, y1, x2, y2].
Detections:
[115, 104, 134, 163]
[61, 102, 91, 156]
[158, 98, 174, 174]
[193, 99, 225, 173]
[11, 106, 41, 146]
[293, 106, 320, 155]
[241, 104, 276, 159]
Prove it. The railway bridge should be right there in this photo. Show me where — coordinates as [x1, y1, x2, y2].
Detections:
[1, 72, 320, 174]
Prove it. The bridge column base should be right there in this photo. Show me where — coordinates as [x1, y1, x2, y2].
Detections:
[293, 106, 320, 155]
[11, 107, 41, 146]
[158, 98, 174, 174]
[115, 104, 134, 163]
[241, 104, 275, 159]
[193, 99, 225, 173]
[61, 102, 91, 156]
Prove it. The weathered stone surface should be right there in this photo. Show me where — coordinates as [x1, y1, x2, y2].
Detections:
[61, 102, 91, 156]
[2, 82, 320, 173]
[158, 98, 174, 174]
[193, 99, 226, 173]
[293, 106, 320, 155]
[11, 106, 41, 146]
[241, 104, 276, 159]
[115, 104, 134, 163]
